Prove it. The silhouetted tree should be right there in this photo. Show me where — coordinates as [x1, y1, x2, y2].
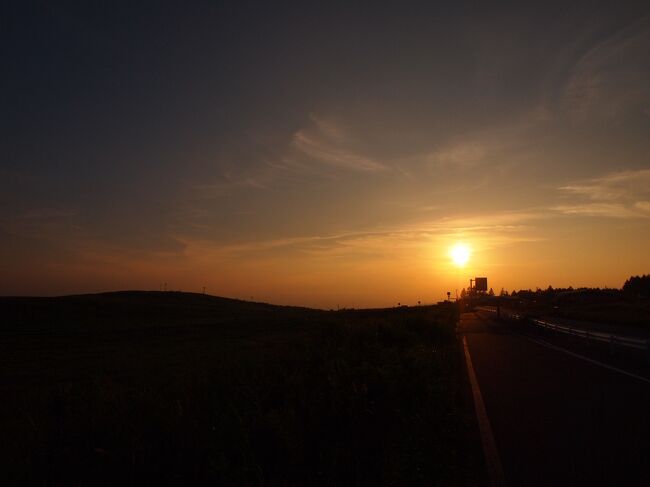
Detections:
[499, 288, 508, 296]
[623, 275, 650, 297]
[488, 288, 494, 296]
[460, 288, 467, 299]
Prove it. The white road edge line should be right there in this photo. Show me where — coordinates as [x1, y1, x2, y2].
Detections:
[521, 335, 650, 386]
[463, 335, 506, 487]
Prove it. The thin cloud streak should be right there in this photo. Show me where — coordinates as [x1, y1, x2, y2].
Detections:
[175, 209, 550, 261]
[193, 176, 269, 198]
[558, 169, 650, 200]
[188, 114, 389, 201]
[556, 169, 650, 218]
[562, 18, 650, 122]
[290, 116, 388, 173]
[551, 203, 643, 219]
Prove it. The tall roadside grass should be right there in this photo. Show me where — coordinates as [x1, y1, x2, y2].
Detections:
[2, 303, 480, 485]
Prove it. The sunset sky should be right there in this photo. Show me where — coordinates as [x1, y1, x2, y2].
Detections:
[2, 2, 650, 308]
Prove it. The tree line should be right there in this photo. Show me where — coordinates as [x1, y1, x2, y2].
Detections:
[459, 275, 650, 300]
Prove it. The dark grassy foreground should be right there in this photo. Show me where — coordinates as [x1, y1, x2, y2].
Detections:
[1, 292, 482, 485]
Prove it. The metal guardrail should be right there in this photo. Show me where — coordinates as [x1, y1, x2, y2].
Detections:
[475, 306, 650, 352]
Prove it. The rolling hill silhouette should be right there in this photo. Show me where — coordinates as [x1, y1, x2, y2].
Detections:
[0, 291, 322, 334]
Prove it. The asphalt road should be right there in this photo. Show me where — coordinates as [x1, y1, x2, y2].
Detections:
[461, 311, 650, 486]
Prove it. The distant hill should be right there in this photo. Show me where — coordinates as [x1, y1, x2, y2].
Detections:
[0, 291, 324, 334]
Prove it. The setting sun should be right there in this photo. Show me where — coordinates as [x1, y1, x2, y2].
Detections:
[450, 244, 471, 267]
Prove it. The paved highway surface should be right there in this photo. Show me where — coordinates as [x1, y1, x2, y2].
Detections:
[461, 311, 650, 486]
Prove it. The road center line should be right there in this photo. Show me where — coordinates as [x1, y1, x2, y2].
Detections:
[463, 335, 506, 487]
[520, 335, 650, 386]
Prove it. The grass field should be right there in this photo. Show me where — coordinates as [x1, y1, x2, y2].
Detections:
[1, 292, 482, 485]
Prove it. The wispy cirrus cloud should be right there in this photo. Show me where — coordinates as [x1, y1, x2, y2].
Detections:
[428, 141, 489, 170]
[176, 208, 548, 264]
[554, 169, 650, 218]
[289, 115, 388, 173]
[562, 18, 650, 122]
[635, 201, 650, 212]
[188, 114, 389, 201]
[551, 203, 641, 218]
[422, 108, 550, 174]
[192, 173, 270, 198]
[558, 169, 650, 201]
